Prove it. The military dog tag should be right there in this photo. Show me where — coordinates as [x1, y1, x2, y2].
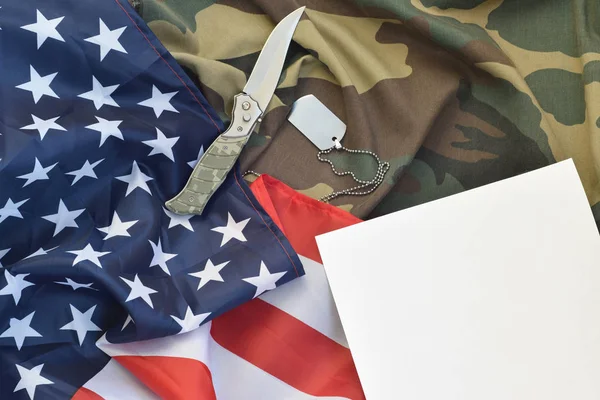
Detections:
[288, 95, 346, 150]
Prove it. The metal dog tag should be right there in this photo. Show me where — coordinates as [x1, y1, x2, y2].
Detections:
[288, 95, 346, 150]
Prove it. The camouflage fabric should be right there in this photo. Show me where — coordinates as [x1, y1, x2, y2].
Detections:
[136, 0, 600, 229]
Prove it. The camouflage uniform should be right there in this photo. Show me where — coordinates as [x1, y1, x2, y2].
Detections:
[134, 0, 600, 230]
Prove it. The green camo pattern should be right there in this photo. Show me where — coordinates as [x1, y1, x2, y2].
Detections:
[137, 0, 600, 231]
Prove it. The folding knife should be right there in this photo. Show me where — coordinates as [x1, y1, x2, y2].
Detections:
[165, 7, 305, 215]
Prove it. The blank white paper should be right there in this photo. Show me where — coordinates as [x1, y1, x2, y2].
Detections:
[316, 159, 600, 400]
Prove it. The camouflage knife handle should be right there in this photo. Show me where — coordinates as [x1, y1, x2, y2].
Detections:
[165, 93, 262, 215]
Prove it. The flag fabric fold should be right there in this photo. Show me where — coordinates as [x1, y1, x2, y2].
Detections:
[0, 1, 302, 398]
[91, 174, 366, 400]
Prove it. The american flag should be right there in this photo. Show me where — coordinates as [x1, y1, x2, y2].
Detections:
[0, 1, 303, 398]
[78, 175, 366, 400]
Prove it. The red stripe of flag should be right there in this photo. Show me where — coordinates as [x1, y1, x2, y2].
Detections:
[114, 356, 217, 400]
[250, 175, 360, 264]
[211, 298, 366, 400]
[72, 387, 105, 400]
